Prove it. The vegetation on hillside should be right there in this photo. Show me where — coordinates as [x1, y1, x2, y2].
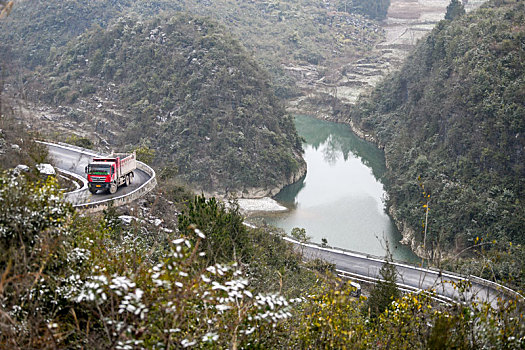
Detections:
[339, 0, 391, 20]
[167, 0, 387, 97]
[347, 0, 524, 282]
[0, 0, 126, 68]
[0, 172, 308, 348]
[0, 87, 48, 171]
[1, 172, 523, 348]
[30, 14, 305, 193]
[0, 0, 385, 98]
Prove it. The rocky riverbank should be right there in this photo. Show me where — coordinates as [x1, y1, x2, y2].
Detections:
[204, 160, 307, 214]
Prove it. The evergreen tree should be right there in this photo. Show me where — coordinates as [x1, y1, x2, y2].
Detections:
[178, 195, 251, 265]
[445, 0, 465, 20]
[365, 257, 400, 319]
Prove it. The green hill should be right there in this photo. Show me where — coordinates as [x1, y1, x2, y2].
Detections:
[0, 0, 384, 97]
[34, 14, 305, 194]
[0, 0, 386, 194]
[0, 0, 128, 69]
[348, 0, 524, 253]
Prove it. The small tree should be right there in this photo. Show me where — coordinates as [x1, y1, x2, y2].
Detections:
[291, 227, 310, 256]
[291, 227, 309, 243]
[178, 195, 250, 265]
[365, 256, 400, 319]
[445, 0, 465, 21]
[418, 176, 431, 259]
[134, 144, 156, 164]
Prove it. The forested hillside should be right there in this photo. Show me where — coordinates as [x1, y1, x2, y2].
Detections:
[0, 0, 385, 98]
[28, 14, 304, 194]
[0, 0, 127, 69]
[348, 0, 524, 261]
[0, 0, 389, 194]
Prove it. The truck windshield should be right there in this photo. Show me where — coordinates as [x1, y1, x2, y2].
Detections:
[88, 165, 110, 175]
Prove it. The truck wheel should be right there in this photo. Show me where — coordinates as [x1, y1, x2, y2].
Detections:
[89, 188, 97, 194]
[125, 174, 130, 186]
[129, 172, 134, 184]
[109, 182, 117, 194]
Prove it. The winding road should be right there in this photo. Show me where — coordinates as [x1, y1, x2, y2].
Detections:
[46, 141, 520, 306]
[287, 238, 522, 307]
[42, 141, 156, 210]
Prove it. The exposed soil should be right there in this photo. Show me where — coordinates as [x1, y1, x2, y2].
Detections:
[287, 0, 486, 114]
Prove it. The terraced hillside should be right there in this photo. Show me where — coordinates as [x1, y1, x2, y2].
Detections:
[289, 0, 486, 114]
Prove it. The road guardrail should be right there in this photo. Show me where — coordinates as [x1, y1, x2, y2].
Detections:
[283, 235, 523, 304]
[79, 160, 157, 213]
[39, 141, 157, 213]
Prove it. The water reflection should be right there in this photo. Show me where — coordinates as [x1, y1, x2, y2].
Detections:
[295, 116, 386, 180]
[262, 115, 418, 263]
[274, 174, 305, 209]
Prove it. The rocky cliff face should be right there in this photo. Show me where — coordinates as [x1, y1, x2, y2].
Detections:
[206, 157, 307, 200]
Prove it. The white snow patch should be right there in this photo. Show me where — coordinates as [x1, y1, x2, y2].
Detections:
[237, 197, 288, 213]
[37, 163, 56, 176]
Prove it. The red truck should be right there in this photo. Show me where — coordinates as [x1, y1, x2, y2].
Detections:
[85, 153, 136, 194]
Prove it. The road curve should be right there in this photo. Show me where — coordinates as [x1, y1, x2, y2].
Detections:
[43, 142, 155, 209]
[289, 238, 522, 307]
[46, 142, 519, 306]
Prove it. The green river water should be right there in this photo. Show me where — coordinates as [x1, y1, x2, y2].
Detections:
[260, 115, 419, 263]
